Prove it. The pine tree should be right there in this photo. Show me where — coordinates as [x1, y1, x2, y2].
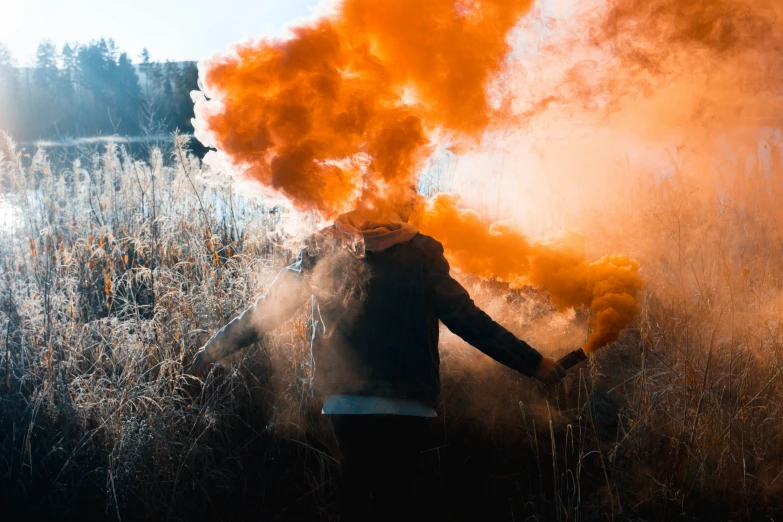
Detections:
[173, 61, 199, 131]
[113, 52, 142, 135]
[139, 48, 152, 97]
[35, 40, 59, 89]
[0, 44, 20, 135]
[77, 41, 114, 134]
[27, 40, 67, 137]
[60, 43, 78, 102]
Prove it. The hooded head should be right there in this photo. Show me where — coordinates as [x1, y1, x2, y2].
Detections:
[334, 185, 421, 254]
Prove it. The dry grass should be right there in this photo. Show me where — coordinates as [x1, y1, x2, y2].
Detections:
[0, 131, 782, 521]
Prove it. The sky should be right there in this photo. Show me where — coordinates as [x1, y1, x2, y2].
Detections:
[0, 0, 322, 65]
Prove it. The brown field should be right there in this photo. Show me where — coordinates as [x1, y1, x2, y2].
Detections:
[1, 132, 782, 521]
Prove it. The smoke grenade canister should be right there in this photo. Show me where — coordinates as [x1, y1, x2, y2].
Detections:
[557, 348, 587, 370]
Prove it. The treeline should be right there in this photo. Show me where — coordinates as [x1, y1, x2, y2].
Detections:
[0, 39, 198, 141]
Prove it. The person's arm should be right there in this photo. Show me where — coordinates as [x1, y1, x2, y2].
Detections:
[192, 265, 310, 376]
[420, 235, 564, 382]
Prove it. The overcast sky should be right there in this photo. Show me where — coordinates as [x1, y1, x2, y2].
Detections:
[0, 0, 322, 65]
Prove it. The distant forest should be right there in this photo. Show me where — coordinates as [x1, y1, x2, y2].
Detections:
[0, 39, 198, 142]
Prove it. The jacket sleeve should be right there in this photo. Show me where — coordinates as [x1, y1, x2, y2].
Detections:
[420, 235, 543, 377]
[203, 263, 311, 361]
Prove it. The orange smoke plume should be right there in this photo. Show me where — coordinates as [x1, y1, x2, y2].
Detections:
[194, 0, 647, 353]
[510, 0, 783, 133]
[415, 194, 645, 353]
[195, 0, 532, 215]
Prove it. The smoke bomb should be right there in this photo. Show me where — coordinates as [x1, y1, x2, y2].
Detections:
[556, 347, 587, 370]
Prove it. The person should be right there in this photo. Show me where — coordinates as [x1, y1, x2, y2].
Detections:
[192, 197, 566, 521]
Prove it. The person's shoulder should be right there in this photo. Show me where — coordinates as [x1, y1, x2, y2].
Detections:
[410, 233, 444, 256]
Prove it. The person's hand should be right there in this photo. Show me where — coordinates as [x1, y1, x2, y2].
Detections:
[192, 348, 215, 378]
[535, 356, 567, 385]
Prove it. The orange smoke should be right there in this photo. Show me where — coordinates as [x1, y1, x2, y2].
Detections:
[195, 0, 532, 215]
[510, 0, 783, 132]
[194, 0, 647, 353]
[415, 194, 644, 353]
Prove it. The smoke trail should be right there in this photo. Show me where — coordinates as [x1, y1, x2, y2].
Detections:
[443, 0, 783, 276]
[415, 194, 644, 352]
[507, 0, 783, 128]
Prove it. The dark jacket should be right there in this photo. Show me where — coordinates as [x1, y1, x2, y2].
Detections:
[203, 230, 542, 407]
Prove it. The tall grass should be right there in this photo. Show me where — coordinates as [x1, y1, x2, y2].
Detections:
[0, 131, 782, 521]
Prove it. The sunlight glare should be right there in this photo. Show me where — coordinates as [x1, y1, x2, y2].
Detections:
[0, 195, 23, 233]
[0, 3, 27, 51]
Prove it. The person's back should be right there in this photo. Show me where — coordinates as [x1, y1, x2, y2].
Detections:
[302, 228, 545, 408]
[304, 230, 442, 407]
[192, 207, 566, 521]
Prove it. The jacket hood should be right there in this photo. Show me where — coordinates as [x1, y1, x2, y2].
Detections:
[334, 209, 419, 254]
